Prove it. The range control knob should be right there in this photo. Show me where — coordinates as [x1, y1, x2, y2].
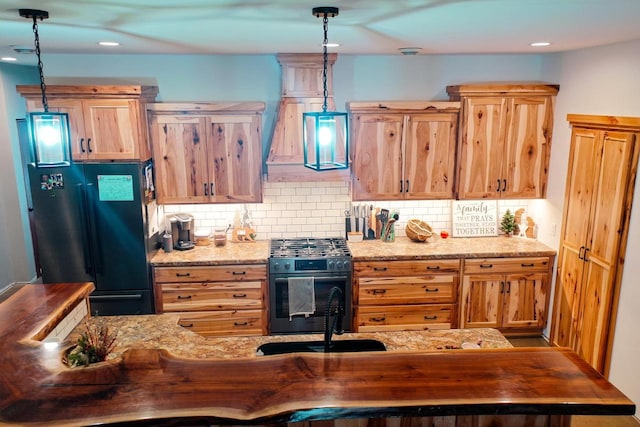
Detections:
[284, 262, 291, 270]
[327, 260, 335, 270]
[272, 262, 280, 271]
[342, 260, 351, 270]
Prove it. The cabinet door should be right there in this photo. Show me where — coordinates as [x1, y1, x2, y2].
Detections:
[574, 130, 636, 372]
[460, 274, 503, 329]
[502, 273, 547, 329]
[150, 116, 210, 204]
[81, 99, 141, 160]
[456, 97, 507, 199]
[502, 96, 554, 198]
[351, 114, 404, 200]
[404, 113, 457, 199]
[207, 115, 262, 203]
[551, 243, 584, 350]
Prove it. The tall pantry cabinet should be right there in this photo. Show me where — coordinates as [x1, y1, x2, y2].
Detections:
[550, 114, 640, 375]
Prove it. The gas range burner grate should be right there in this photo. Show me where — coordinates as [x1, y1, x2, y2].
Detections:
[270, 237, 350, 258]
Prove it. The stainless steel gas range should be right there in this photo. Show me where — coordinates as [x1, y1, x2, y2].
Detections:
[268, 237, 352, 334]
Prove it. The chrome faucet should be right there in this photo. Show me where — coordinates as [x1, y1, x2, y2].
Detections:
[324, 286, 345, 352]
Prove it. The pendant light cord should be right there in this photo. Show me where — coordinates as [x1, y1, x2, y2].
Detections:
[31, 15, 48, 113]
[321, 13, 329, 113]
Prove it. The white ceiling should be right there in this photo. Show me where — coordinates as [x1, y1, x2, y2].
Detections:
[1, 0, 640, 65]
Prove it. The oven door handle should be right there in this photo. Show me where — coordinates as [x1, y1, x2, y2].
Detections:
[272, 276, 350, 283]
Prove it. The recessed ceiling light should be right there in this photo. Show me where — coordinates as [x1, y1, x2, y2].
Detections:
[98, 41, 120, 47]
[530, 42, 551, 47]
[1, 57, 17, 61]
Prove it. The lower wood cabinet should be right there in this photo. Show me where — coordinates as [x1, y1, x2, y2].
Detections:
[460, 256, 554, 336]
[354, 259, 459, 332]
[153, 264, 267, 337]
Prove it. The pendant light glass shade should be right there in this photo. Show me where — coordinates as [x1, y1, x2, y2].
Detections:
[28, 112, 71, 166]
[303, 6, 348, 171]
[303, 111, 348, 171]
[20, 8, 72, 167]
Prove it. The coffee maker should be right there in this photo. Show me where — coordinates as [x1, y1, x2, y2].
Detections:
[168, 213, 195, 250]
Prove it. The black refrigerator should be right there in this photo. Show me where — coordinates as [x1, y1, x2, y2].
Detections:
[27, 161, 157, 315]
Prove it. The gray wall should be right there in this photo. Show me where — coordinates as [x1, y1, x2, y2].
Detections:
[0, 63, 38, 288]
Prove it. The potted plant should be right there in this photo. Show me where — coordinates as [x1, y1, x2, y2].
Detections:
[500, 209, 517, 236]
[64, 320, 117, 367]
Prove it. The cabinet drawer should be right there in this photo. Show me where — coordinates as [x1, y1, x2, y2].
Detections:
[355, 259, 460, 276]
[176, 310, 264, 337]
[161, 282, 263, 312]
[464, 257, 550, 274]
[154, 265, 267, 283]
[358, 276, 455, 305]
[358, 304, 452, 332]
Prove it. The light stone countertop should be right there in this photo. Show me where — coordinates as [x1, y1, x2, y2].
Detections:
[149, 236, 555, 266]
[150, 240, 269, 265]
[348, 235, 556, 260]
[68, 314, 512, 361]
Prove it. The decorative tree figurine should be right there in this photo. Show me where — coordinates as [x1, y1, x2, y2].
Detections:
[500, 209, 517, 236]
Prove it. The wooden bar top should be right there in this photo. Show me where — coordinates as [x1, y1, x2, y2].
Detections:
[0, 283, 634, 426]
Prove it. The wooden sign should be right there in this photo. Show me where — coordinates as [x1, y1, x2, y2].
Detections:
[452, 200, 498, 237]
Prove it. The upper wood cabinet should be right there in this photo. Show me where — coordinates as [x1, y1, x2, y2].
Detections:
[447, 83, 559, 199]
[17, 85, 158, 161]
[550, 114, 640, 375]
[347, 102, 460, 201]
[147, 102, 265, 204]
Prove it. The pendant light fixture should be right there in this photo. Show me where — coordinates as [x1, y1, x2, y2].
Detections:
[302, 6, 348, 171]
[19, 9, 71, 167]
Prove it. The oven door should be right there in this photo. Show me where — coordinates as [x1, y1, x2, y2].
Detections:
[269, 274, 352, 334]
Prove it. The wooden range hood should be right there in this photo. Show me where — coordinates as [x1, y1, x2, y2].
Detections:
[266, 53, 349, 182]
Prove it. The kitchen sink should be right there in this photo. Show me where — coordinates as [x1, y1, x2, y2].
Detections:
[256, 339, 386, 356]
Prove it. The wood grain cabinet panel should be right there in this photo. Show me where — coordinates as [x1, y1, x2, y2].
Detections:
[447, 83, 558, 199]
[354, 258, 460, 332]
[550, 115, 640, 375]
[347, 102, 460, 201]
[148, 103, 265, 204]
[460, 257, 553, 335]
[153, 264, 267, 337]
[17, 85, 158, 161]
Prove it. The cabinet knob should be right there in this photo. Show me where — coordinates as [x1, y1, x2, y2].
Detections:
[371, 289, 387, 295]
[424, 315, 437, 320]
[426, 266, 440, 271]
[425, 288, 439, 293]
[233, 293, 247, 298]
[177, 295, 192, 300]
[370, 317, 386, 322]
[233, 322, 249, 327]
[87, 138, 93, 153]
[479, 264, 493, 269]
[80, 138, 86, 153]
[232, 271, 247, 275]
[176, 272, 191, 277]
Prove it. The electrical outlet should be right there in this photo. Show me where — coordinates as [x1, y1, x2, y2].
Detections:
[551, 223, 557, 236]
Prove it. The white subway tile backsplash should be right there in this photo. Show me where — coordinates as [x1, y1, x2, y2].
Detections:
[158, 181, 537, 240]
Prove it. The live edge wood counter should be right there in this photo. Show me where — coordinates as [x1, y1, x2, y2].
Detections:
[0, 283, 634, 426]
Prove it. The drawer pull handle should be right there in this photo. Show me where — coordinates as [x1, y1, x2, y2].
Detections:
[234, 322, 249, 326]
[177, 295, 192, 300]
[370, 317, 386, 322]
[521, 263, 535, 267]
[233, 293, 247, 298]
[176, 273, 191, 277]
[371, 289, 387, 295]
[424, 315, 437, 320]
[479, 264, 493, 269]
[232, 271, 247, 275]
[373, 267, 388, 272]
[426, 266, 440, 270]
[180, 323, 194, 328]
[425, 288, 439, 293]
